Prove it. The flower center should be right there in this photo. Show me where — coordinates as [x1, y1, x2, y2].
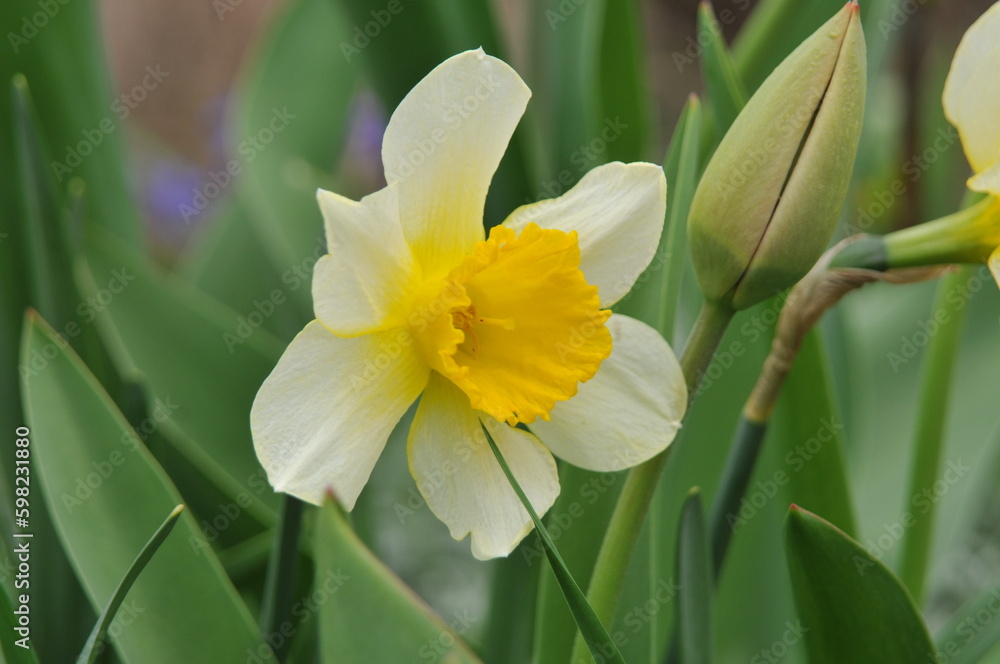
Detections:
[409, 223, 612, 425]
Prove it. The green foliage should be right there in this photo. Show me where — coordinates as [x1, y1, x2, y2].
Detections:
[20, 314, 272, 663]
[785, 506, 938, 663]
[315, 499, 482, 663]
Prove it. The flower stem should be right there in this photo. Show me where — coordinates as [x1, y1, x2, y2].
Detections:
[898, 267, 970, 605]
[569, 299, 733, 662]
[260, 495, 304, 660]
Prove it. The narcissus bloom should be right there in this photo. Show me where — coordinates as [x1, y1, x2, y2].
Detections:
[250, 50, 686, 559]
[846, 2, 1000, 285]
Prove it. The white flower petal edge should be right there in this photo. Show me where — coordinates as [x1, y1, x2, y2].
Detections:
[382, 49, 530, 279]
[408, 374, 559, 560]
[251, 321, 429, 508]
[313, 185, 420, 336]
[944, 3, 1000, 180]
[502, 162, 667, 307]
[968, 148, 1000, 198]
[529, 314, 686, 472]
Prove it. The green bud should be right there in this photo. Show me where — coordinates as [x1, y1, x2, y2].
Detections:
[688, 2, 866, 310]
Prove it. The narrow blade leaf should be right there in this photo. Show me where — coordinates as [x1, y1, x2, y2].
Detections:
[481, 422, 625, 664]
[76, 506, 185, 664]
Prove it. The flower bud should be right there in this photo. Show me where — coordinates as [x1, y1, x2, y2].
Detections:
[687, 2, 866, 310]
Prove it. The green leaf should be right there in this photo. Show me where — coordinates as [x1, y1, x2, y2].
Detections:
[697, 1, 747, 138]
[898, 268, 970, 605]
[11, 75, 77, 328]
[481, 423, 625, 664]
[676, 489, 712, 664]
[6, 75, 112, 664]
[771, 330, 857, 536]
[0, 0, 142, 246]
[20, 313, 273, 663]
[598, 0, 652, 163]
[483, 553, 539, 664]
[259, 497, 305, 663]
[0, 582, 40, 664]
[79, 230, 281, 525]
[315, 499, 481, 663]
[233, 0, 357, 301]
[77, 505, 184, 664]
[337, 0, 502, 108]
[532, 465, 624, 664]
[530, 0, 607, 179]
[177, 202, 308, 343]
[732, 0, 846, 93]
[785, 505, 938, 663]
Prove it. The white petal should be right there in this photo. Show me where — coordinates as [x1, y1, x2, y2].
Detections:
[407, 374, 559, 560]
[313, 185, 420, 336]
[502, 162, 667, 307]
[382, 49, 530, 279]
[251, 321, 429, 509]
[944, 4, 1000, 176]
[529, 314, 686, 472]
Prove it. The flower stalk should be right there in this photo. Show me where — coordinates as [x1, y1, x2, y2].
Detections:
[570, 299, 734, 663]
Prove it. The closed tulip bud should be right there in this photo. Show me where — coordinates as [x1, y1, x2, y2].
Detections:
[688, 2, 866, 310]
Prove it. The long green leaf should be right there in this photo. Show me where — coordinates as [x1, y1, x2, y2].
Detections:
[0, 0, 141, 246]
[8, 75, 111, 663]
[598, 0, 652, 163]
[79, 231, 281, 526]
[532, 465, 625, 664]
[233, 0, 356, 305]
[20, 313, 273, 663]
[531, 0, 607, 180]
[898, 268, 970, 604]
[76, 505, 184, 664]
[771, 331, 857, 536]
[697, 1, 747, 138]
[0, 582, 41, 664]
[178, 202, 307, 343]
[675, 489, 712, 664]
[731, 0, 846, 92]
[481, 422, 625, 664]
[315, 498, 481, 663]
[785, 505, 937, 663]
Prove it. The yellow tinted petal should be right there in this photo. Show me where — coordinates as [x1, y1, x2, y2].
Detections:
[530, 315, 686, 471]
[314, 185, 420, 336]
[382, 49, 529, 278]
[407, 374, 559, 560]
[503, 162, 667, 307]
[251, 322, 429, 508]
[944, 3, 1000, 175]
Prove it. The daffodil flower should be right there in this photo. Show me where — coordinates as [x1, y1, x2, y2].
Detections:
[943, 0, 1000, 285]
[250, 50, 686, 559]
[841, 4, 1000, 286]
